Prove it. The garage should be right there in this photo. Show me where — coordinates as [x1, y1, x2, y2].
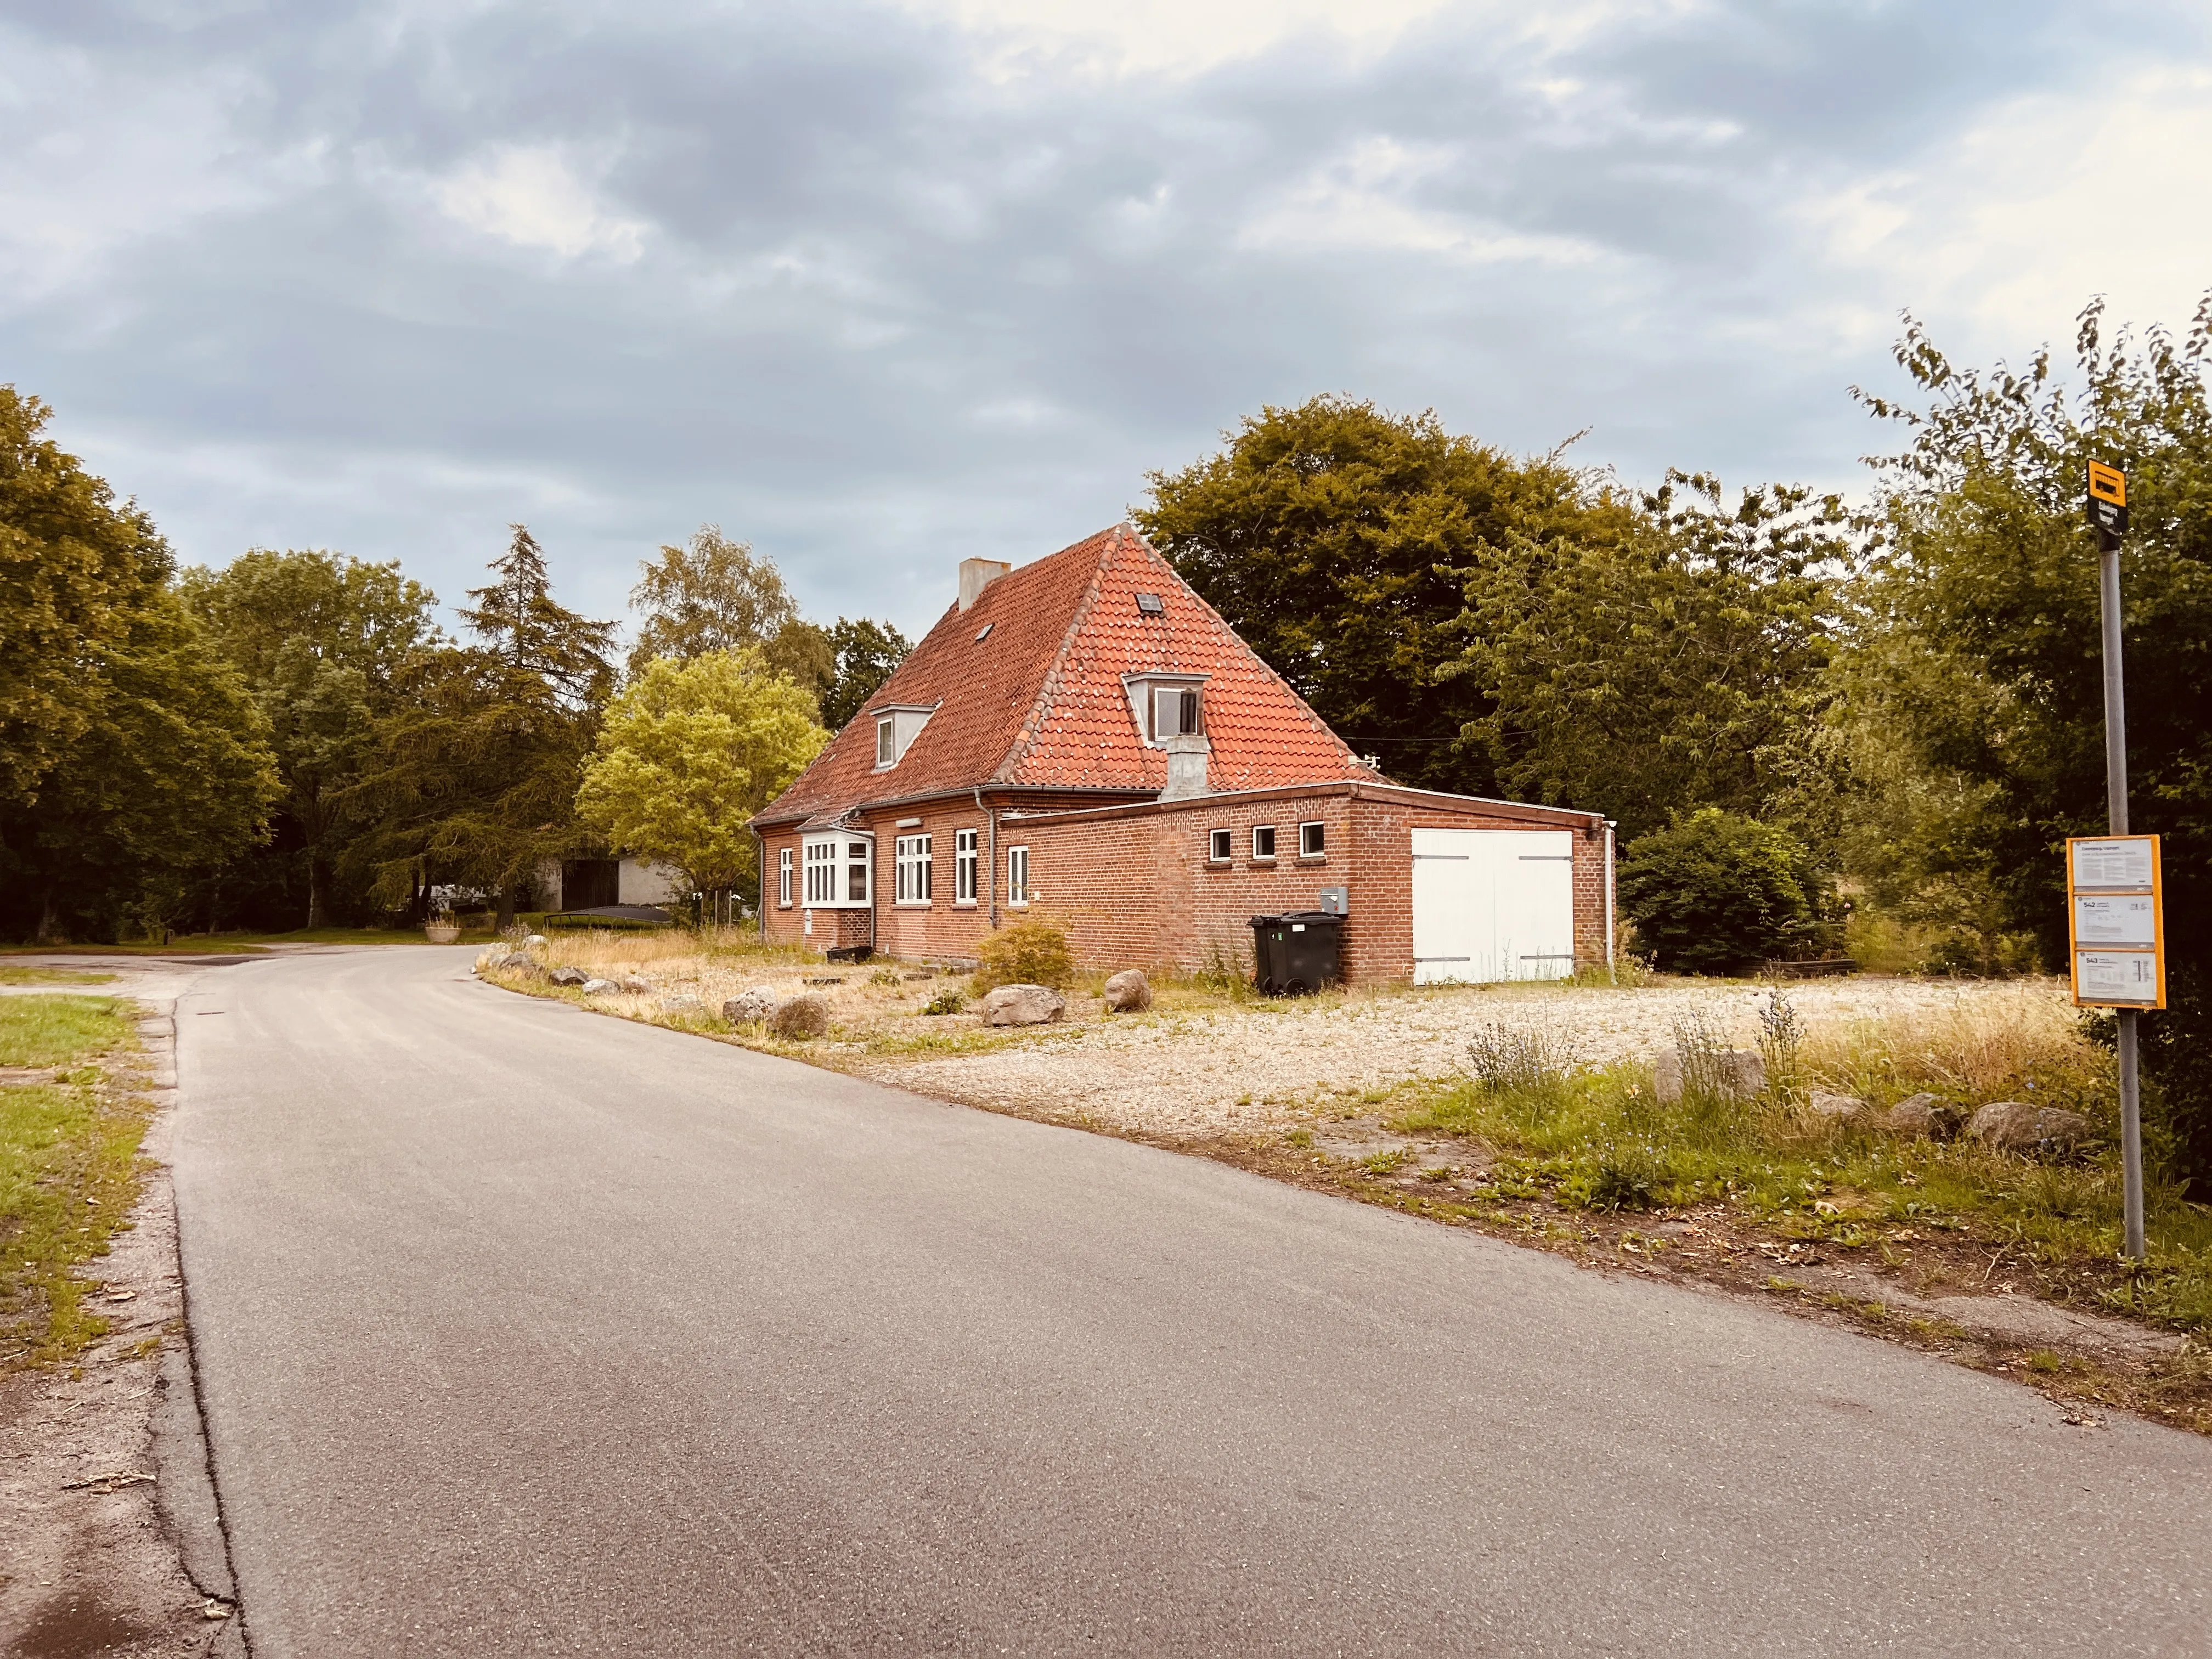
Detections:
[1410, 827, 1578, 984]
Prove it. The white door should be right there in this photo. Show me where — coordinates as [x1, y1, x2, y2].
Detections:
[1410, 829, 1576, 984]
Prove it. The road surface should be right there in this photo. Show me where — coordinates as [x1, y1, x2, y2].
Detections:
[173, 947, 2212, 1655]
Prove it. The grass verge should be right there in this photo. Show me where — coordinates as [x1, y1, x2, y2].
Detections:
[1, 995, 153, 1369]
[0, 966, 119, 986]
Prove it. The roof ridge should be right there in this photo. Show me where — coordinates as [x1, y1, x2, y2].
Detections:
[988, 525, 1122, 784]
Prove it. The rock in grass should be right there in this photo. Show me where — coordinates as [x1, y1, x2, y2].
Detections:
[1809, 1091, 1871, 1126]
[767, 993, 831, 1039]
[618, 974, 653, 995]
[580, 978, 620, 996]
[524, 934, 549, 950]
[978, 984, 1066, 1027]
[1652, 1048, 1764, 1105]
[657, 994, 706, 1015]
[1968, 1101, 2094, 1153]
[721, 987, 777, 1024]
[1884, 1092, 1961, 1139]
[548, 966, 588, 987]
[1103, 969, 1152, 1013]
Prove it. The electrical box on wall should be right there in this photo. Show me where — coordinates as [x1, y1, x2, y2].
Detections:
[1317, 887, 1348, 916]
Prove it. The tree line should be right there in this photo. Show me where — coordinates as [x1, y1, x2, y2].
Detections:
[0, 392, 905, 939]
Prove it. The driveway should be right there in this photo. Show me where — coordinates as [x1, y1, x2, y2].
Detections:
[174, 947, 2212, 1655]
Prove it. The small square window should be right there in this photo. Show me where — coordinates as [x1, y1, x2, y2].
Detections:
[1208, 828, 1232, 862]
[1299, 822, 1325, 857]
[1252, 826, 1277, 861]
[1135, 592, 1166, 615]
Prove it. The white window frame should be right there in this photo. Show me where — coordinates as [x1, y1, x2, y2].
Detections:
[955, 828, 978, 905]
[1252, 825, 1278, 862]
[871, 704, 938, 771]
[1120, 673, 1210, 749]
[1208, 828, 1232, 864]
[877, 718, 895, 768]
[778, 847, 793, 907]
[1299, 821, 1326, 859]
[894, 834, 933, 905]
[1007, 845, 1030, 909]
[802, 832, 872, 908]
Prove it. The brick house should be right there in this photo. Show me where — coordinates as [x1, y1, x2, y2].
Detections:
[752, 524, 1614, 984]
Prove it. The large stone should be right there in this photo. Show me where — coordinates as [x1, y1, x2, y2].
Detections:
[548, 966, 588, 986]
[523, 934, 550, 950]
[1103, 969, 1153, 1013]
[618, 974, 653, 995]
[768, 994, 831, 1039]
[579, 978, 620, 997]
[657, 994, 706, 1015]
[1968, 1101, 2095, 1153]
[1884, 1092, 1962, 1140]
[721, 987, 777, 1024]
[1652, 1047, 1764, 1105]
[978, 984, 1066, 1027]
[1809, 1091, 1871, 1126]
[498, 951, 537, 970]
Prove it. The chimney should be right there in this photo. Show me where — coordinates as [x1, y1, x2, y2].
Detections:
[1159, 733, 1212, 801]
[958, 558, 1012, 612]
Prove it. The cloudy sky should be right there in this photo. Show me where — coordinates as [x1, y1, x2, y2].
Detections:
[5, 0, 2209, 641]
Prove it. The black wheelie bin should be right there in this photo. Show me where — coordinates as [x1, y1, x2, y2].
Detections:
[1249, 911, 1344, 996]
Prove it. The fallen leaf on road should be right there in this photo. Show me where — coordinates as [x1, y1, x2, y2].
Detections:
[63, 1470, 154, 1493]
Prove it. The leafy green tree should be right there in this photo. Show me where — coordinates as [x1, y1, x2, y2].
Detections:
[1459, 471, 1853, 843]
[1617, 809, 1829, 975]
[180, 550, 442, 927]
[1139, 396, 1640, 794]
[627, 524, 834, 697]
[820, 617, 912, 732]
[0, 387, 170, 811]
[575, 648, 827, 901]
[1847, 297, 2212, 1186]
[353, 527, 615, 926]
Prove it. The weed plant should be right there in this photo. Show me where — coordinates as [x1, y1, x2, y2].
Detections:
[1396, 992, 2212, 1329]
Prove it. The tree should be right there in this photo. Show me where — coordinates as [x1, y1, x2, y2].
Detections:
[820, 617, 913, 732]
[1616, 809, 1829, 975]
[353, 527, 615, 927]
[575, 648, 827, 901]
[1458, 471, 1853, 844]
[1138, 396, 1638, 795]
[0, 386, 170, 811]
[627, 524, 834, 698]
[1850, 296, 2212, 1188]
[180, 550, 442, 928]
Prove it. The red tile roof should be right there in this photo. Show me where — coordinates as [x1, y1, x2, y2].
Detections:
[756, 524, 1370, 827]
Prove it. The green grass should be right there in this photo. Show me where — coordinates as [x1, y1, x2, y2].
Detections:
[1390, 1029, 2212, 1332]
[0, 966, 117, 986]
[1, 996, 151, 1367]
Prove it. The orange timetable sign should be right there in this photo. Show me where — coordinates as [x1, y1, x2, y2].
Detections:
[2088, 461, 2126, 506]
[2067, 834, 2164, 1009]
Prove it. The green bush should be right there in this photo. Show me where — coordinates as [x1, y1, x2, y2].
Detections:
[1617, 809, 1830, 975]
[923, 986, 966, 1016]
[973, 917, 1074, 990]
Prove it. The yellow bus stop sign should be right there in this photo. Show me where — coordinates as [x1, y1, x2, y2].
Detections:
[2088, 461, 2126, 506]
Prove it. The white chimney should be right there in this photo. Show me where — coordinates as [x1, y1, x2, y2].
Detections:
[958, 558, 1012, 611]
[1159, 733, 1212, 800]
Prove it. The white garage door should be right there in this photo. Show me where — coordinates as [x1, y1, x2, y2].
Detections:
[1410, 829, 1576, 985]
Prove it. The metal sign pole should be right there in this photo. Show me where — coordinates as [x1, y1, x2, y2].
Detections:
[2091, 467, 2146, 1263]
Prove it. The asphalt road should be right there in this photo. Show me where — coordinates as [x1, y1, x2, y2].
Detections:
[173, 947, 2212, 1656]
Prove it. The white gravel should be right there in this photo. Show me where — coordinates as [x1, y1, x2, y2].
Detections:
[873, 977, 2069, 1139]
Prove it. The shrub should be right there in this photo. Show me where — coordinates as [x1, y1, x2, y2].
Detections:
[1617, 809, 1830, 975]
[973, 917, 1074, 990]
[923, 986, 966, 1016]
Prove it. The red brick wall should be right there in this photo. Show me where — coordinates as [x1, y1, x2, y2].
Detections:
[760, 786, 1611, 983]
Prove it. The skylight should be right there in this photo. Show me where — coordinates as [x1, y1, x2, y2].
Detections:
[1135, 592, 1165, 616]
[975, 622, 992, 641]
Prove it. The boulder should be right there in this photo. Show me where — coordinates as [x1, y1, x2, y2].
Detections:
[499, 951, 537, 970]
[768, 994, 831, 1040]
[548, 966, 588, 986]
[579, 978, 620, 996]
[523, 934, 549, 950]
[1809, 1091, 1871, 1126]
[1103, 969, 1153, 1013]
[618, 974, 653, 994]
[1653, 1047, 1764, 1105]
[1968, 1101, 2095, 1153]
[721, 987, 778, 1024]
[657, 995, 706, 1015]
[978, 984, 1067, 1027]
[1884, 1092, 1962, 1140]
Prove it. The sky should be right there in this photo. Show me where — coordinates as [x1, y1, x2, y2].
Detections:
[5, 0, 2210, 644]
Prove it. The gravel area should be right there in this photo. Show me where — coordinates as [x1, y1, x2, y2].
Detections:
[869, 977, 2070, 1139]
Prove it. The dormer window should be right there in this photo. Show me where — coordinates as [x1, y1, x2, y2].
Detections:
[871, 704, 937, 770]
[1122, 673, 1209, 748]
